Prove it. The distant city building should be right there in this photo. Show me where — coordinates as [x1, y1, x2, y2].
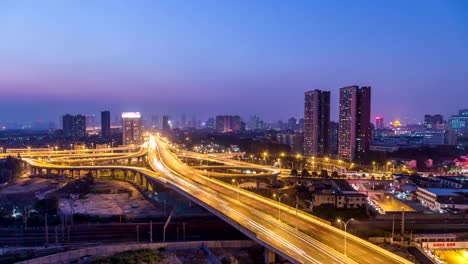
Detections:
[205, 118, 215, 129]
[86, 115, 97, 130]
[248, 115, 261, 130]
[298, 118, 304, 133]
[338, 86, 371, 162]
[162, 115, 170, 132]
[449, 109, 468, 152]
[277, 132, 303, 154]
[122, 112, 142, 145]
[375, 116, 384, 129]
[62, 114, 86, 139]
[288, 117, 297, 131]
[101, 111, 111, 139]
[304, 89, 330, 157]
[424, 114, 444, 130]
[151, 115, 160, 129]
[328, 121, 339, 157]
[215, 115, 241, 133]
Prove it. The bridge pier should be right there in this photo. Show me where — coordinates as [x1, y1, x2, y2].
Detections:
[111, 169, 115, 179]
[128, 158, 132, 166]
[46, 169, 51, 177]
[264, 248, 276, 264]
[124, 170, 128, 180]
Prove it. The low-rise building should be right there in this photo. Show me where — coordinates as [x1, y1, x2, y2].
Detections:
[416, 187, 468, 212]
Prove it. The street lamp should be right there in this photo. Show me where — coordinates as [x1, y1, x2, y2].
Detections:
[337, 218, 355, 256]
[273, 193, 287, 221]
[232, 179, 239, 200]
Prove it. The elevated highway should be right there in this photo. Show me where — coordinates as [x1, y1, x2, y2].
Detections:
[10, 136, 411, 264]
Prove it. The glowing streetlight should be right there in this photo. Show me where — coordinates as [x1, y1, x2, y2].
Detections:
[232, 179, 239, 200]
[273, 193, 287, 221]
[337, 218, 355, 256]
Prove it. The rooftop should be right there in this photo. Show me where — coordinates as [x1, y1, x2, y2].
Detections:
[421, 188, 468, 196]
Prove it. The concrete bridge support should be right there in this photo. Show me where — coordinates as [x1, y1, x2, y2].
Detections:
[264, 248, 276, 264]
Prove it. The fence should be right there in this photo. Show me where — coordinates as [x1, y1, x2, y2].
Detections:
[17, 240, 255, 264]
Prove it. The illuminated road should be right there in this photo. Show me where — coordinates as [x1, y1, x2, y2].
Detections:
[148, 135, 410, 264]
[13, 136, 411, 264]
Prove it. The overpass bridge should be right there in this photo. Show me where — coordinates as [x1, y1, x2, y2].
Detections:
[9, 135, 411, 264]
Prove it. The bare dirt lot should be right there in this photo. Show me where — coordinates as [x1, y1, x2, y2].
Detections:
[59, 180, 163, 217]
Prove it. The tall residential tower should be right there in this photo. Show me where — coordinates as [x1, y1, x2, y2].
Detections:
[338, 86, 371, 162]
[122, 112, 142, 145]
[304, 89, 330, 157]
[101, 111, 111, 139]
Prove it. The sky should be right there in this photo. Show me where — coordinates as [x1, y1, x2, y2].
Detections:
[0, 0, 467, 125]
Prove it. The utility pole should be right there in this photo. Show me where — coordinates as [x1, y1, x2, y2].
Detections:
[391, 215, 395, 244]
[150, 221, 153, 243]
[45, 213, 48, 247]
[182, 222, 186, 241]
[295, 195, 299, 230]
[401, 207, 405, 237]
[136, 224, 139, 243]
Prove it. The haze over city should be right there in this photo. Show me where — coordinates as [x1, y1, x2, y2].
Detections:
[1, 0, 467, 123]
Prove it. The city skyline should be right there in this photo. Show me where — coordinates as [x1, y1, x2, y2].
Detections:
[0, 0, 467, 123]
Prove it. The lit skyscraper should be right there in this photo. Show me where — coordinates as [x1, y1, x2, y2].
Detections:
[122, 112, 142, 145]
[101, 111, 111, 139]
[162, 115, 170, 132]
[338, 86, 371, 162]
[215, 115, 241, 133]
[375, 116, 384, 129]
[328, 121, 339, 157]
[424, 114, 444, 130]
[304, 89, 330, 157]
[62, 114, 86, 139]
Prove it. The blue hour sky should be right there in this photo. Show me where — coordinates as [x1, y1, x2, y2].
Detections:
[0, 0, 467, 124]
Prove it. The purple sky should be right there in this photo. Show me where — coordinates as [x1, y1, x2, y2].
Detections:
[0, 0, 467, 124]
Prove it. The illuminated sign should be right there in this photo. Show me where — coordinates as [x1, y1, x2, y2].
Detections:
[122, 112, 141, 118]
[423, 242, 468, 249]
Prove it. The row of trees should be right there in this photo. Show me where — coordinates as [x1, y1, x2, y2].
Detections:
[0, 156, 22, 184]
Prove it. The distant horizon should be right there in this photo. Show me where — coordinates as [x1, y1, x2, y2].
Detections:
[1, 1, 467, 124]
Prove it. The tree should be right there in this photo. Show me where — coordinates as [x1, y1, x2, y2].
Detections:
[331, 171, 339, 178]
[0, 155, 22, 183]
[321, 170, 329, 179]
[291, 169, 298, 176]
[301, 169, 310, 177]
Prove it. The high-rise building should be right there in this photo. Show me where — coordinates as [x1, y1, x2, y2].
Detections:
[216, 115, 241, 133]
[101, 111, 111, 139]
[205, 118, 215, 129]
[288, 117, 297, 131]
[162, 115, 170, 132]
[62, 114, 86, 139]
[248, 115, 261, 130]
[424, 114, 444, 130]
[328, 121, 339, 157]
[449, 109, 468, 151]
[338, 86, 371, 162]
[122, 112, 142, 145]
[304, 89, 330, 157]
[86, 115, 97, 130]
[375, 116, 384, 129]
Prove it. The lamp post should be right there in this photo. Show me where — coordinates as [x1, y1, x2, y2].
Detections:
[232, 179, 239, 200]
[273, 193, 287, 221]
[337, 218, 355, 257]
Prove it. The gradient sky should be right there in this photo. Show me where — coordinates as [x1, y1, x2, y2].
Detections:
[0, 0, 467, 124]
